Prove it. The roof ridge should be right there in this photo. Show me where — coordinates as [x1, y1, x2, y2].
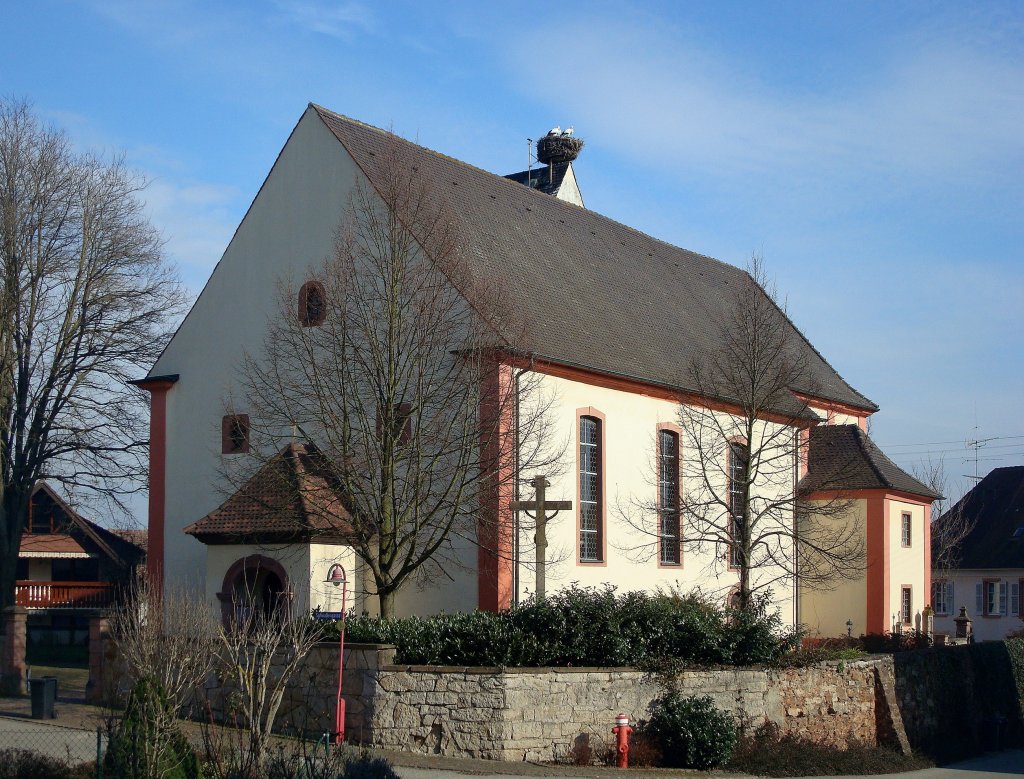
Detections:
[310, 104, 754, 277]
[311, 103, 875, 413]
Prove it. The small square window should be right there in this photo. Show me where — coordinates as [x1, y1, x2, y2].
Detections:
[222, 414, 250, 454]
[298, 281, 327, 327]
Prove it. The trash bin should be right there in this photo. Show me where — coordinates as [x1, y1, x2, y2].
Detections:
[29, 676, 57, 719]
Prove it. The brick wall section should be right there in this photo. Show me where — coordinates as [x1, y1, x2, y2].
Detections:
[0, 607, 28, 695]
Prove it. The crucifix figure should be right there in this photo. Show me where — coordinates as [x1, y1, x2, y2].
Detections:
[509, 475, 572, 599]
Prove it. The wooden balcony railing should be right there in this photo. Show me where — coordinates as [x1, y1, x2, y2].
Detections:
[15, 581, 114, 609]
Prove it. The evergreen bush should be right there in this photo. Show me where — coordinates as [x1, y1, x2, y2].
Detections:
[647, 692, 737, 769]
[104, 678, 201, 779]
[335, 585, 795, 668]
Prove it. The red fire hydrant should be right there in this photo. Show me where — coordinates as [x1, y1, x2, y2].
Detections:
[612, 713, 632, 768]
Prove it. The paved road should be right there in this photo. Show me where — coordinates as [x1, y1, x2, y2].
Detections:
[0, 717, 101, 763]
[0, 714, 1021, 778]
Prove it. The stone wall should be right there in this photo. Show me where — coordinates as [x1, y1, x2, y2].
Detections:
[357, 661, 890, 761]
[892, 642, 1023, 760]
[92, 633, 912, 763]
[230, 645, 898, 762]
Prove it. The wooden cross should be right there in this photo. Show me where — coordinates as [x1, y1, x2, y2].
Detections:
[509, 475, 572, 599]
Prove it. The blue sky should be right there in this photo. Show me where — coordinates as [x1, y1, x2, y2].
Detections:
[3, 1, 1023, 509]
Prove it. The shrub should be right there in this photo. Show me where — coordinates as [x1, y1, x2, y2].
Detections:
[728, 722, 931, 776]
[105, 678, 201, 779]
[0, 749, 93, 779]
[337, 585, 794, 668]
[647, 692, 737, 769]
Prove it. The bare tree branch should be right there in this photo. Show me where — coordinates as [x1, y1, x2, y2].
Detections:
[0, 98, 187, 608]
[227, 139, 562, 616]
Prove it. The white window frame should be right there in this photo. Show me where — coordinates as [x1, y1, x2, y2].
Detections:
[901, 512, 912, 547]
[932, 580, 952, 616]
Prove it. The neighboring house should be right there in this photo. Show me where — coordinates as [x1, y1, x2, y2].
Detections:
[17, 482, 145, 662]
[133, 104, 936, 632]
[932, 466, 1024, 642]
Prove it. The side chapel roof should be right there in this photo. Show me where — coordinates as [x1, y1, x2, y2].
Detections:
[801, 424, 940, 500]
[184, 443, 355, 544]
[310, 105, 877, 414]
[936, 466, 1024, 570]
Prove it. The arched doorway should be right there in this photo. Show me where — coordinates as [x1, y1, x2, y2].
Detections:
[216, 555, 290, 627]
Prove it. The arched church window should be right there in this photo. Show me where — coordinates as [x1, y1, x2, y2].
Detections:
[298, 280, 327, 326]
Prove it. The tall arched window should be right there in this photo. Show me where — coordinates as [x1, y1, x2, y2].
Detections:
[728, 441, 748, 568]
[579, 414, 603, 562]
[298, 280, 327, 326]
[658, 428, 681, 565]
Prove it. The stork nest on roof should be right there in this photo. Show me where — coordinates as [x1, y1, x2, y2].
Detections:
[536, 135, 584, 165]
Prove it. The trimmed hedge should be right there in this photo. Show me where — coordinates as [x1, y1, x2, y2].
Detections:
[324, 585, 798, 667]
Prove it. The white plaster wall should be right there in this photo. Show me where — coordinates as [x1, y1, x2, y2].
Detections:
[516, 371, 797, 625]
[799, 499, 868, 636]
[156, 108, 360, 603]
[204, 542, 311, 614]
[307, 543, 359, 614]
[807, 406, 862, 427]
[932, 568, 1024, 641]
[153, 107, 478, 621]
[888, 499, 926, 629]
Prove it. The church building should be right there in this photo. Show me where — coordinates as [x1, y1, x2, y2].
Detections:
[135, 104, 936, 635]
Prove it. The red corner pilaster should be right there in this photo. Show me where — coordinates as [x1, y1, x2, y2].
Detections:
[478, 360, 514, 612]
[923, 502, 932, 608]
[865, 495, 890, 634]
[131, 375, 177, 597]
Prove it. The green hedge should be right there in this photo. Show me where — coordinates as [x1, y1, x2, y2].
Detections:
[323, 585, 798, 668]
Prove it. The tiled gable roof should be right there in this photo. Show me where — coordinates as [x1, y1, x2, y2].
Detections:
[311, 105, 877, 414]
[938, 466, 1024, 569]
[801, 424, 940, 499]
[184, 443, 355, 543]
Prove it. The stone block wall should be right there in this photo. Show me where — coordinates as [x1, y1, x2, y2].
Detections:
[891, 642, 1023, 759]
[357, 661, 887, 761]
[97, 634, 909, 763]
[232, 647, 895, 761]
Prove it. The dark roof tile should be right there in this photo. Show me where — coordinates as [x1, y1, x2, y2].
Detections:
[311, 105, 877, 413]
[801, 424, 940, 499]
[185, 443, 355, 543]
[937, 466, 1024, 569]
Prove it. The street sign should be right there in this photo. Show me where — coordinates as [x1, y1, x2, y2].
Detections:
[314, 611, 343, 620]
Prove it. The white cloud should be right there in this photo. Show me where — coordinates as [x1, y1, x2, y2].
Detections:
[497, 17, 1024, 196]
[142, 178, 239, 290]
[272, 0, 373, 39]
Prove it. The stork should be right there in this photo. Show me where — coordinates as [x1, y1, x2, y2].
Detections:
[547, 126, 561, 136]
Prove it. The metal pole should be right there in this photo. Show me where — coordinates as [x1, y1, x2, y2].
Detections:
[96, 726, 102, 779]
[334, 579, 347, 744]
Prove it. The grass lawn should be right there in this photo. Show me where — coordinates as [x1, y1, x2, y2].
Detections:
[27, 665, 89, 699]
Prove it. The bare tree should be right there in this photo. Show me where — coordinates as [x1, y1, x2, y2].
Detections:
[0, 98, 186, 608]
[108, 585, 216, 779]
[616, 256, 862, 610]
[913, 458, 968, 578]
[208, 595, 325, 779]
[229, 141, 560, 617]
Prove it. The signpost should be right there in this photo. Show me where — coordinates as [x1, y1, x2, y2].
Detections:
[324, 564, 347, 744]
[509, 475, 571, 599]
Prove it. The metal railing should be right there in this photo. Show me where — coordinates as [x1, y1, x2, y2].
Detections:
[15, 581, 114, 609]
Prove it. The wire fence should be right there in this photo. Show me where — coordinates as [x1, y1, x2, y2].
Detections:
[0, 723, 104, 776]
